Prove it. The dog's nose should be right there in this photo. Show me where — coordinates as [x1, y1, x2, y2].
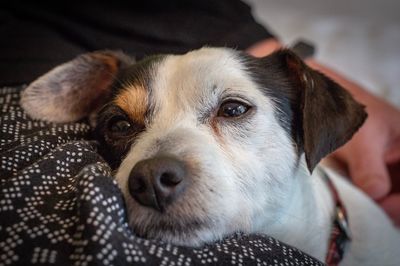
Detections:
[128, 156, 187, 212]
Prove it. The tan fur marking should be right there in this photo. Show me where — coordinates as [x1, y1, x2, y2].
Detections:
[91, 52, 119, 75]
[114, 85, 148, 124]
[211, 117, 225, 144]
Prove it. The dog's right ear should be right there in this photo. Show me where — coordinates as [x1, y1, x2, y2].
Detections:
[21, 50, 134, 123]
[257, 49, 367, 172]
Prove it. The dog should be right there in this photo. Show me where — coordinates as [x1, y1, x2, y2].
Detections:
[21, 47, 400, 265]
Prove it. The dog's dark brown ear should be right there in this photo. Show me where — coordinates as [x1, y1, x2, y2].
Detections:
[270, 50, 367, 172]
[21, 50, 133, 123]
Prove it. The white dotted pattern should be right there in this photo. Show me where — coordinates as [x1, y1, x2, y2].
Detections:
[0, 86, 323, 265]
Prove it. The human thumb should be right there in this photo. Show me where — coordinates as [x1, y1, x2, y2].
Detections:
[348, 151, 391, 200]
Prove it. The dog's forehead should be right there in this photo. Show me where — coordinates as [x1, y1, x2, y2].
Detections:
[155, 48, 253, 95]
[114, 48, 261, 123]
[151, 48, 260, 113]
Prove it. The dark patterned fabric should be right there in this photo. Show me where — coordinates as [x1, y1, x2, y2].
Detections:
[0, 86, 323, 265]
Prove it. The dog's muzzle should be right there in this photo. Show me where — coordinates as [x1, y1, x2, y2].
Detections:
[128, 155, 188, 212]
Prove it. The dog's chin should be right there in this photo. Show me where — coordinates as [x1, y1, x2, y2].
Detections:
[126, 203, 222, 247]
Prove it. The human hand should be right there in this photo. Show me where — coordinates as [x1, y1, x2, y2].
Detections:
[331, 93, 400, 225]
[246, 40, 400, 225]
[303, 59, 400, 226]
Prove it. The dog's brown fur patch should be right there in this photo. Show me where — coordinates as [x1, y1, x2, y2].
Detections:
[210, 118, 223, 141]
[91, 52, 119, 75]
[114, 85, 148, 124]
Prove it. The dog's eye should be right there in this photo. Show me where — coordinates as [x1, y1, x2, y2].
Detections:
[108, 117, 132, 135]
[218, 101, 251, 118]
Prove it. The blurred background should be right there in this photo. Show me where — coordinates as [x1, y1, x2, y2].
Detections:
[245, 0, 400, 107]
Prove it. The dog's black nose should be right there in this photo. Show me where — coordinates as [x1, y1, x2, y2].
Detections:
[128, 156, 187, 212]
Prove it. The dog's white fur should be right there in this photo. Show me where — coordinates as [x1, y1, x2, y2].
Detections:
[114, 48, 400, 265]
[23, 47, 400, 265]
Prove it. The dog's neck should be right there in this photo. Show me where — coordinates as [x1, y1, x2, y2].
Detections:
[259, 163, 335, 261]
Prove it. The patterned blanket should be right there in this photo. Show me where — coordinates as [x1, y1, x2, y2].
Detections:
[0, 86, 322, 265]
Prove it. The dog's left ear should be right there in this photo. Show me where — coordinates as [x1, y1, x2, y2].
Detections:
[21, 50, 133, 123]
[262, 50, 367, 172]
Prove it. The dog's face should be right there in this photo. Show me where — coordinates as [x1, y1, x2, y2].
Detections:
[21, 47, 367, 246]
[99, 49, 300, 245]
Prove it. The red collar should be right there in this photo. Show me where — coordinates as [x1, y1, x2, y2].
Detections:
[321, 170, 352, 266]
